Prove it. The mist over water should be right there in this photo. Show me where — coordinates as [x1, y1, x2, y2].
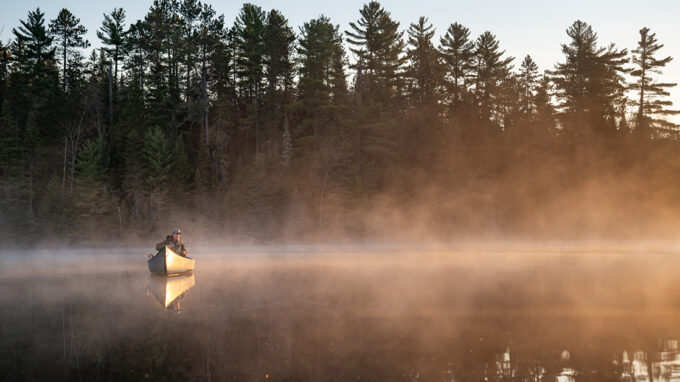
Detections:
[2, 247, 680, 381]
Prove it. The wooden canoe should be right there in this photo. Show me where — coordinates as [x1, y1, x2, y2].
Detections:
[147, 272, 196, 309]
[147, 246, 195, 274]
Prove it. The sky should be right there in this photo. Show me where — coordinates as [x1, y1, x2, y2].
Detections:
[1, 0, 680, 119]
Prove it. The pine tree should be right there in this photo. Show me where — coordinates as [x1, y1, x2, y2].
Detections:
[498, 73, 522, 130]
[329, 39, 348, 104]
[12, 8, 55, 78]
[142, 1, 175, 129]
[405, 17, 443, 108]
[195, 3, 225, 146]
[125, 20, 149, 89]
[264, 10, 295, 97]
[518, 55, 539, 116]
[550, 20, 629, 135]
[346, 1, 406, 103]
[75, 140, 108, 185]
[473, 31, 514, 124]
[49, 8, 89, 93]
[234, 3, 266, 153]
[264, 9, 295, 144]
[178, 0, 201, 96]
[534, 73, 555, 130]
[439, 22, 474, 110]
[97, 8, 127, 86]
[630, 27, 678, 132]
[234, 4, 266, 99]
[297, 15, 346, 136]
[12, 7, 59, 138]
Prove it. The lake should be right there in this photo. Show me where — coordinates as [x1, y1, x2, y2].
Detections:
[2, 246, 680, 381]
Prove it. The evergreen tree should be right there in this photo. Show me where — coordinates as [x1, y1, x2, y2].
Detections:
[143, 0, 175, 128]
[264, 10, 295, 97]
[329, 39, 348, 104]
[630, 27, 678, 132]
[195, 3, 225, 146]
[439, 22, 474, 111]
[264, 9, 295, 133]
[551, 20, 629, 135]
[497, 73, 521, 130]
[405, 17, 443, 108]
[297, 16, 346, 99]
[473, 31, 514, 125]
[234, 3, 266, 152]
[534, 73, 555, 130]
[234, 4, 266, 99]
[75, 141, 108, 185]
[518, 55, 539, 116]
[125, 20, 149, 89]
[296, 15, 347, 136]
[97, 8, 127, 86]
[12, 8, 56, 78]
[346, 1, 406, 103]
[49, 8, 89, 93]
[12, 7, 59, 137]
[178, 0, 202, 99]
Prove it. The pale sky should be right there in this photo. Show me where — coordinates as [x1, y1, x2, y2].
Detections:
[2, 0, 680, 119]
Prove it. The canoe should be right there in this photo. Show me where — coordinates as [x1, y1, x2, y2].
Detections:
[148, 246, 195, 274]
[147, 272, 196, 309]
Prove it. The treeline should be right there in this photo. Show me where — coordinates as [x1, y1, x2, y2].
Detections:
[0, 1, 678, 245]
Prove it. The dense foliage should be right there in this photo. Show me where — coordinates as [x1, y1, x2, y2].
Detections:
[1, 1, 679, 245]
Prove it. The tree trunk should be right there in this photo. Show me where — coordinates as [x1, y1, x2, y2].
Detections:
[114, 48, 119, 88]
[108, 63, 114, 128]
[62, 136, 67, 193]
[201, 46, 210, 149]
[255, 93, 260, 154]
[202, 58, 209, 146]
[62, 41, 67, 93]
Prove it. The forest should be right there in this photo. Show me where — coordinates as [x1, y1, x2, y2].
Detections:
[1, 0, 679, 246]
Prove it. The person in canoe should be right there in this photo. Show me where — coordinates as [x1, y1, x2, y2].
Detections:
[156, 228, 189, 257]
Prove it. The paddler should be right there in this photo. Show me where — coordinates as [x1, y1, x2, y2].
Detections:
[156, 228, 189, 257]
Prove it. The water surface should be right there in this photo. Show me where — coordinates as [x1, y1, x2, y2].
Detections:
[2, 247, 680, 381]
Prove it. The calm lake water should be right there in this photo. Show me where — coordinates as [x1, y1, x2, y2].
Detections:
[2, 247, 680, 381]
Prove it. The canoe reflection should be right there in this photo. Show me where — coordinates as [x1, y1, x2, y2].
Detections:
[147, 272, 195, 312]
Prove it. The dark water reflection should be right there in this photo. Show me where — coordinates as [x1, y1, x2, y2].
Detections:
[3, 248, 680, 381]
